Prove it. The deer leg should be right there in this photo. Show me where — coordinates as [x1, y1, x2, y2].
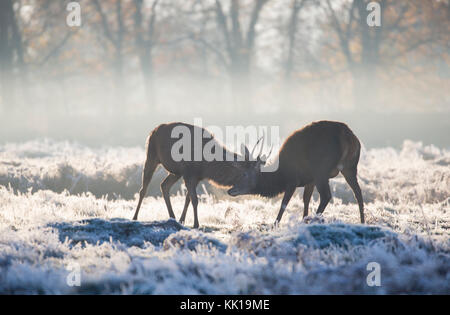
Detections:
[275, 186, 296, 224]
[315, 178, 331, 216]
[179, 195, 191, 225]
[184, 177, 200, 229]
[342, 167, 365, 224]
[303, 183, 314, 218]
[133, 160, 158, 221]
[161, 173, 181, 220]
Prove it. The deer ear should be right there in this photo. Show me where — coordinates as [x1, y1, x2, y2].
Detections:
[241, 143, 250, 161]
[257, 156, 266, 166]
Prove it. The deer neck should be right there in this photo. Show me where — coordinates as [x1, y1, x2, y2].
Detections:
[206, 160, 241, 187]
[256, 167, 287, 197]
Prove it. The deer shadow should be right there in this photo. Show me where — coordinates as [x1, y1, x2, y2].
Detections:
[47, 218, 187, 248]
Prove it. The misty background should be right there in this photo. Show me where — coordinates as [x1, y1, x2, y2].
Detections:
[0, 0, 449, 149]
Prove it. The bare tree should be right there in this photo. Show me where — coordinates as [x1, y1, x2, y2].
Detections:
[213, 0, 270, 110]
[133, 0, 159, 110]
[0, 0, 25, 111]
[93, 0, 128, 108]
[281, 0, 309, 112]
[324, 0, 446, 110]
[284, 0, 308, 81]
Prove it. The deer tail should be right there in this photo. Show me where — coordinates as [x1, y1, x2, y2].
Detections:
[144, 126, 161, 166]
[337, 126, 360, 171]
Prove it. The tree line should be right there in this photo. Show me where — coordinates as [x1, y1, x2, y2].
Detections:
[0, 0, 449, 115]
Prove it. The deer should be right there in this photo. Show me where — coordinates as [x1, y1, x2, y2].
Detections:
[132, 122, 261, 228]
[227, 120, 365, 224]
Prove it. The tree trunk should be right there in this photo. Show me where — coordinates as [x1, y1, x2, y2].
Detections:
[283, 0, 304, 113]
[141, 51, 155, 110]
[353, 0, 383, 111]
[215, 0, 268, 115]
[0, 0, 16, 112]
[113, 49, 125, 111]
[351, 64, 379, 111]
[133, 0, 158, 111]
[230, 54, 251, 113]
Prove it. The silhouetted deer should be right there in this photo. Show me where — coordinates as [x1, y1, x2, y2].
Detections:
[228, 121, 365, 224]
[133, 122, 260, 228]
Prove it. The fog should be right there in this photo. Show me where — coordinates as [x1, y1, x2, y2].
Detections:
[0, 0, 449, 149]
[1, 1, 449, 295]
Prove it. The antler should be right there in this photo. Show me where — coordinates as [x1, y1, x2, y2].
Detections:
[257, 129, 265, 160]
[250, 129, 274, 163]
[251, 136, 263, 159]
[261, 145, 273, 163]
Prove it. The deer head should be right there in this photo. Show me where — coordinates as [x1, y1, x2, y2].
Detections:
[228, 135, 273, 196]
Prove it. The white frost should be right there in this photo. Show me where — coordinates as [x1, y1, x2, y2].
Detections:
[0, 140, 449, 294]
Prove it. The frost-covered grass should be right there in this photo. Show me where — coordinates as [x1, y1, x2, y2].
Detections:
[0, 140, 449, 294]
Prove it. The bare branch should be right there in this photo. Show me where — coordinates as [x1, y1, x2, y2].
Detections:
[40, 29, 79, 66]
[246, 0, 269, 50]
[93, 0, 116, 46]
[326, 0, 354, 66]
[191, 35, 230, 69]
[230, 0, 243, 49]
[215, 0, 233, 57]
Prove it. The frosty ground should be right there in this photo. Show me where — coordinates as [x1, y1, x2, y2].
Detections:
[0, 140, 449, 294]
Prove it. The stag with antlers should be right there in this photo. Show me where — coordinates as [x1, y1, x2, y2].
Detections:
[133, 122, 263, 228]
[228, 121, 365, 224]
